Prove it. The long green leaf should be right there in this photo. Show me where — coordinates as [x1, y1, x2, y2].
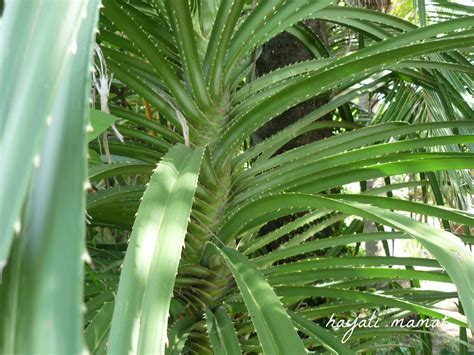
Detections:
[165, 317, 196, 355]
[289, 311, 355, 355]
[205, 307, 242, 355]
[84, 301, 114, 355]
[224, 0, 333, 81]
[102, 0, 207, 126]
[215, 35, 474, 163]
[220, 194, 474, 327]
[264, 256, 440, 276]
[277, 287, 467, 327]
[107, 144, 204, 354]
[0, 0, 99, 267]
[0, 1, 100, 353]
[165, 0, 212, 110]
[268, 267, 451, 286]
[210, 243, 307, 355]
[204, 0, 245, 100]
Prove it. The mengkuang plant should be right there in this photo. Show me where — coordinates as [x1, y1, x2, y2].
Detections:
[1, 0, 473, 354]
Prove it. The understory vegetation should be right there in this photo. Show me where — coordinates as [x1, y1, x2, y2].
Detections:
[1, 0, 473, 354]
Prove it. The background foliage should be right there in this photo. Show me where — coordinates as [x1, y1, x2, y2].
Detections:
[1, 0, 473, 354]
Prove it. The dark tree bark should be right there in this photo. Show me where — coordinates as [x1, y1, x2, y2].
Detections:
[254, 20, 332, 151]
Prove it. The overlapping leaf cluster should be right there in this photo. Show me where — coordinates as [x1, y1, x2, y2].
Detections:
[1, 0, 473, 354]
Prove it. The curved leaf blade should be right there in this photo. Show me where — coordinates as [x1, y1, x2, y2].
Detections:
[107, 144, 204, 355]
[289, 311, 354, 355]
[211, 243, 307, 355]
[219, 194, 474, 327]
[0, 1, 100, 353]
[205, 307, 242, 355]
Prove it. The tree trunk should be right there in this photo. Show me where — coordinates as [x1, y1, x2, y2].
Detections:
[254, 20, 332, 150]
